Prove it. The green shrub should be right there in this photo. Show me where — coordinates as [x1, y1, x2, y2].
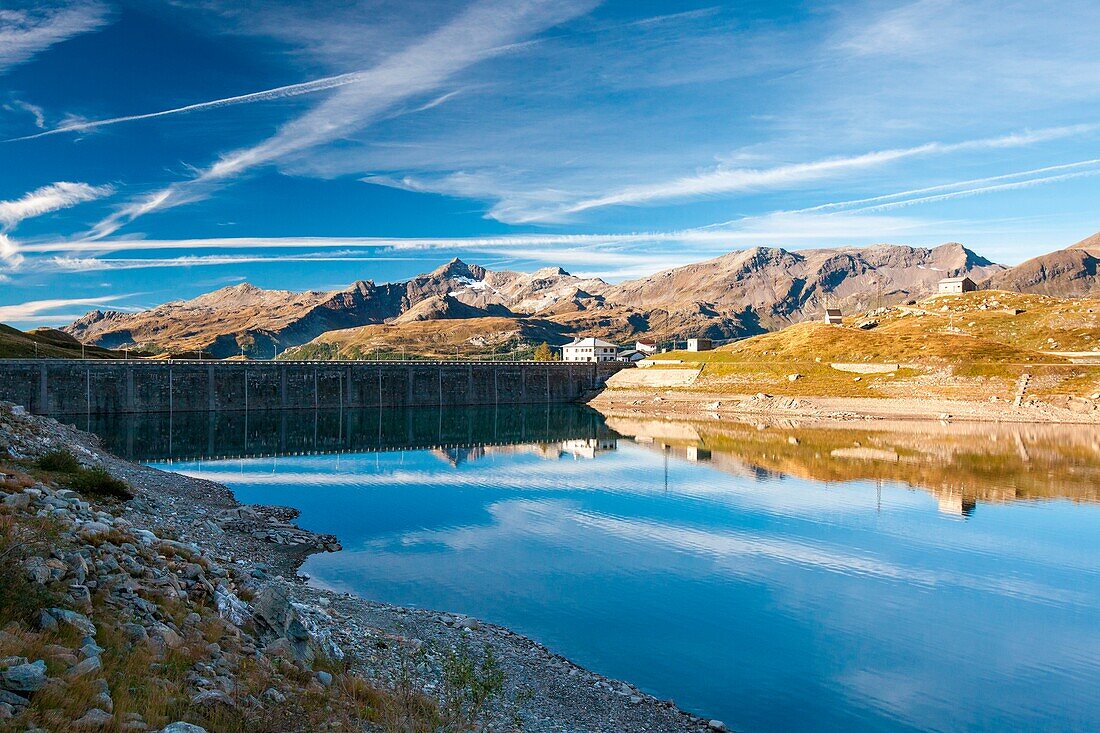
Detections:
[440, 640, 505, 731]
[36, 449, 82, 473]
[69, 467, 134, 500]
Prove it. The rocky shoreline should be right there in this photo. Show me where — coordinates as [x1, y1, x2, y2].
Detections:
[0, 401, 723, 733]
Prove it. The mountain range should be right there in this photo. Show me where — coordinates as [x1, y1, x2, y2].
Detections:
[57, 234, 1097, 359]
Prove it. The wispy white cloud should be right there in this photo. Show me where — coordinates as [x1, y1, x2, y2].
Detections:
[4, 99, 46, 128]
[86, 0, 597, 240]
[0, 181, 112, 272]
[847, 169, 1100, 214]
[796, 158, 1100, 215]
[45, 252, 427, 271]
[507, 125, 1097, 222]
[0, 233, 22, 269]
[0, 294, 132, 321]
[17, 210, 930, 281]
[0, 1, 111, 74]
[0, 181, 113, 229]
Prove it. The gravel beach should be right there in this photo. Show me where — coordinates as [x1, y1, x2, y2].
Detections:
[0, 401, 722, 733]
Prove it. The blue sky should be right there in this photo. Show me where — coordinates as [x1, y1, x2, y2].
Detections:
[1, 0, 1099, 327]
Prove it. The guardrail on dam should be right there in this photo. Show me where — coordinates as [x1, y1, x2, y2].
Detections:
[0, 359, 630, 415]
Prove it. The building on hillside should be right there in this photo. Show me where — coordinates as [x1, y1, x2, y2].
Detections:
[824, 309, 844, 325]
[686, 338, 713, 352]
[635, 339, 657, 354]
[561, 337, 620, 362]
[937, 276, 978, 294]
[618, 349, 648, 362]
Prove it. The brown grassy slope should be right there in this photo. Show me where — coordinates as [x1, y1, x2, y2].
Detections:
[641, 290, 1100, 400]
[686, 321, 1052, 365]
[673, 290, 1097, 365]
[0, 324, 125, 359]
[873, 290, 1100, 353]
[281, 316, 570, 360]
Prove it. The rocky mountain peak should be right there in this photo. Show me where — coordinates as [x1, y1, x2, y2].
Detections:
[1070, 231, 1100, 254]
[429, 258, 485, 280]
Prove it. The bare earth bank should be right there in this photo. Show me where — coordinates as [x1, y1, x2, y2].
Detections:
[588, 388, 1100, 425]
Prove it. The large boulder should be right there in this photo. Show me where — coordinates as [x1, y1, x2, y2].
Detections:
[251, 586, 343, 665]
[41, 608, 97, 637]
[0, 660, 46, 694]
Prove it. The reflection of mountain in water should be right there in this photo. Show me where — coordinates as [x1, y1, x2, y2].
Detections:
[85, 405, 1100, 514]
[606, 416, 1100, 512]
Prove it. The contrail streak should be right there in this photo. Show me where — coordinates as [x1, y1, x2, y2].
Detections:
[5, 69, 377, 142]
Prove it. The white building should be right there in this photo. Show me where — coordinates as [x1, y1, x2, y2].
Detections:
[686, 338, 712, 352]
[561, 337, 620, 362]
[823, 308, 843, 325]
[635, 339, 657, 354]
[937, 276, 978, 294]
[618, 349, 647, 362]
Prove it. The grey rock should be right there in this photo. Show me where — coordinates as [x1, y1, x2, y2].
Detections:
[69, 583, 93, 607]
[23, 557, 53, 585]
[316, 670, 333, 686]
[190, 689, 234, 708]
[78, 521, 113, 539]
[252, 585, 343, 664]
[131, 529, 158, 545]
[34, 609, 58, 632]
[121, 623, 148, 642]
[149, 623, 182, 650]
[68, 655, 103, 678]
[0, 660, 46, 693]
[708, 720, 728, 732]
[262, 687, 286, 703]
[75, 707, 113, 727]
[213, 586, 248, 626]
[159, 724, 207, 733]
[46, 608, 97, 636]
[0, 689, 30, 707]
[2, 492, 30, 509]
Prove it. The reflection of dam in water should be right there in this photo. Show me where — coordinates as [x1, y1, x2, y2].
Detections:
[89, 405, 618, 462]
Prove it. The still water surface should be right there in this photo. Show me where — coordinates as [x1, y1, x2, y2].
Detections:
[88, 406, 1100, 733]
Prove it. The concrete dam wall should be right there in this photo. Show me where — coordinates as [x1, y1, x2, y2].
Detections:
[0, 360, 629, 415]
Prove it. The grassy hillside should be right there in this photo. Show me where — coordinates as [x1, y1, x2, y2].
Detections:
[646, 290, 1100, 400]
[279, 316, 570, 360]
[859, 290, 1100, 353]
[0, 324, 126, 359]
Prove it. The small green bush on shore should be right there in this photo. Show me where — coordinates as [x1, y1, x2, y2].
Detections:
[68, 466, 134, 499]
[35, 449, 134, 499]
[36, 449, 82, 473]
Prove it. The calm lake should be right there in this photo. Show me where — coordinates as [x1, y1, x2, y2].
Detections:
[86, 406, 1100, 733]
